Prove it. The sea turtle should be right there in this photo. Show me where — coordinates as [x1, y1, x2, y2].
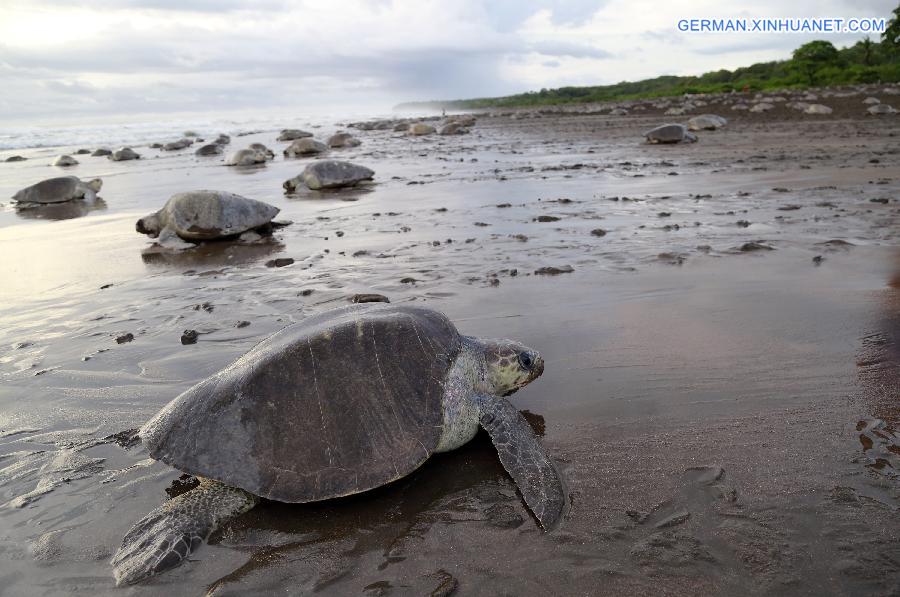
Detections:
[408, 122, 436, 136]
[645, 123, 697, 144]
[111, 303, 563, 585]
[868, 104, 896, 115]
[438, 122, 469, 136]
[194, 144, 223, 157]
[110, 147, 140, 161]
[249, 143, 275, 160]
[326, 132, 361, 148]
[283, 160, 374, 191]
[283, 138, 327, 157]
[804, 104, 833, 115]
[277, 128, 313, 141]
[135, 190, 280, 244]
[163, 139, 193, 151]
[687, 114, 727, 131]
[52, 155, 78, 166]
[12, 176, 102, 204]
[224, 148, 267, 166]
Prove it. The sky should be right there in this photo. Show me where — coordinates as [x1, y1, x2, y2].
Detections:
[0, 0, 894, 123]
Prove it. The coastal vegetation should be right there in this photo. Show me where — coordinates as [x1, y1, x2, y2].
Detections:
[399, 6, 900, 110]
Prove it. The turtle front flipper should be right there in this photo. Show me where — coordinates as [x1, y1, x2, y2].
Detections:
[474, 394, 565, 530]
[112, 478, 258, 586]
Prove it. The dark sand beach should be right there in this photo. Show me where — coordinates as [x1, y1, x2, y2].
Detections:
[1, 90, 899, 596]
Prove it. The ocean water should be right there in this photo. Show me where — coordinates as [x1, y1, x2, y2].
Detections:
[0, 108, 416, 152]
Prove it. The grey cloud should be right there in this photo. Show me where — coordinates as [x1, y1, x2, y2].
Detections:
[1, 0, 891, 123]
[528, 40, 611, 59]
[17, 0, 289, 12]
[484, 0, 612, 32]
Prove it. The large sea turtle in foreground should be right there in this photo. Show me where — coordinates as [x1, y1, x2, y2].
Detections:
[135, 190, 280, 245]
[12, 176, 102, 204]
[111, 303, 564, 585]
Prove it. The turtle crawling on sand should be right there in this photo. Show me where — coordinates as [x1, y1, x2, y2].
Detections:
[135, 190, 280, 245]
[111, 303, 564, 585]
[12, 176, 102, 204]
[645, 123, 697, 144]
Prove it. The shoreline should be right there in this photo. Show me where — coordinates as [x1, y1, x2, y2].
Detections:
[1, 93, 898, 595]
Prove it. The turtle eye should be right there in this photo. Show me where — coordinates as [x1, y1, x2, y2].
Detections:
[518, 352, 534, 371]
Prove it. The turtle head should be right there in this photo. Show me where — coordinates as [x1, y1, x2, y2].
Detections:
[475, 338, 544, 397]
[86, 178, 103, 193]
[136, 213, 161, 237]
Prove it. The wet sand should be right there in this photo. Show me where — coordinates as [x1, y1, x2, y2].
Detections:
[1, 96, 899, 596]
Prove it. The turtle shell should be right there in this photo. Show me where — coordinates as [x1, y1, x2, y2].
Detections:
[141, 304, 460, 502]
[160, 191, 279, 239]
[13, 176, 81, 204]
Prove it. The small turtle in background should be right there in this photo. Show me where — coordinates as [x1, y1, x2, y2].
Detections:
[109, 147, 141, 161]
[645, 123, 697, 144]
[248, 143, 274, 160]
[111, 304, 564, 585]
[194, 144, 223, 157]
[283, 160, 374, 191]
[12, 176, 102, 204]
[136, 190, 281, 246]
[52, 155, 78, 167]
[224, 148, 266, 166]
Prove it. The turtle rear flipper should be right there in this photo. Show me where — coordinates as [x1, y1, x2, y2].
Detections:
[112, 479, 258, 586]
[475, 394, 565, 530]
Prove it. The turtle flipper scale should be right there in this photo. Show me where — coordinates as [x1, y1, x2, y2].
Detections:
[475, 394, 565, 530]
[112, 479, 258, 586]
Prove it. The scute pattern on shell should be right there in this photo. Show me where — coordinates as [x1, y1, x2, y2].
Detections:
[13, 177, 82, 204]
[140, 304, 461, 502]
[160, 191, 279, 240]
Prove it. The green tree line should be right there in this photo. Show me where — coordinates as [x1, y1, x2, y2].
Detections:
[401, 5, 900, 110]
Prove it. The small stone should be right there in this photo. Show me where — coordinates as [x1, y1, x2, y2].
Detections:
[738, 241, 774, 252]
[658, 252, 686, 265]
[534, 215, 560, 222]
[115, 333, 134, 344]
[180, 330, 198, 345]
[535, 265, 574, 275]
[265, 258, 295, 268]
[400, 277, 417, 284]
[352, 294, 390, 304]
[590, 228, 607, 237]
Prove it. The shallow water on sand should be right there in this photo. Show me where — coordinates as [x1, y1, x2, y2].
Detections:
[0, 112, 898, 596]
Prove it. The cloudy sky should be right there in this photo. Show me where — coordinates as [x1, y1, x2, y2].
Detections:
[0, 0, 893, 123]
